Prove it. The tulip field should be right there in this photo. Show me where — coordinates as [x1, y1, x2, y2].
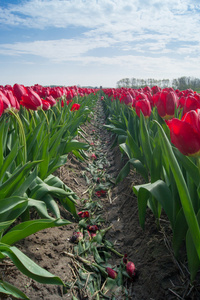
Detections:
[0, 83, 200, 299]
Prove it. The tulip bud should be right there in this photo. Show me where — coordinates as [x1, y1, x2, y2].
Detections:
[106, 267, 117, 279]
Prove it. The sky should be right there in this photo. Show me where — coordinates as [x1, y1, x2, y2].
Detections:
[0, 0, 200, 88]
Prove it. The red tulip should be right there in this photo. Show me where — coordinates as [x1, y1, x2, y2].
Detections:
[126, 261, 136, 278]
[41, 99, 51, 111]
[106, 267, 117, 279]
[71, 103, 80, 111]
[20, 87, 42, 110]
[4, 90, 20, 112]
[120, 92, 133, 106]
[135, 99, 151, 118]
[13, 83, 28, 102]
[167, 109, 200, 157]
[154, 90, 178, 120]
[0, 91, 11, 113]
[179, 95, 200, 116]
[45, 95, 57, 107]
[0, 98, 3, 117]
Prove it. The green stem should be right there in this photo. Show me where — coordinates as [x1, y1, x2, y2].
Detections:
[10, 110, 27, 164]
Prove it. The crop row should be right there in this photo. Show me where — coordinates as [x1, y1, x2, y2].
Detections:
[0, 83, 98, 299]
[102, 85, 200, 282]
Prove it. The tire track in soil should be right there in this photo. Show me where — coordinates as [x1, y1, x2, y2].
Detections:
[2, 97, 196, 300]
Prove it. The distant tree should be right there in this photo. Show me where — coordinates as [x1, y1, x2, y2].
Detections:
[116, 76, 200, 91]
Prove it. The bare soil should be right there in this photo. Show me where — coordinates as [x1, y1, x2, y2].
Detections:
[1, 100, 200, 300]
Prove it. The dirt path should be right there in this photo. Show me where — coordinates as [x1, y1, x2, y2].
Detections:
[2, 99, 199, 300]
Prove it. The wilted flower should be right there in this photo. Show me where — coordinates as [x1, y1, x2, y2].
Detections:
[106, 267, 118, 279]
[78, 211, 90, 218]
[87, 225, 99, 233]
[87, 231, 97, 240]
[95, 190, 107, 197]
[126, 261, 137, 278]
[91, 153, 97, 159]
[123, 254, 128, 264]
[69, 231, 83, 243]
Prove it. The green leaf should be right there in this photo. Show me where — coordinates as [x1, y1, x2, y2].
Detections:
[0, 243, 65, 285]
[186, 211, 200, 281]
[0, 196, 28, 223]
[42, 194, 61, 219]
[0, 280, 29, 299]
[129, 158, 148, 182]
[133, 180, 174, 228]
[0, 161, 41, 199]
[1, 219, 71, 245]
[27, 198, 54, 219]
[47, 155, 68, 176]
[12, 167, 38, 197]
[155, 120, 200, 260]
[64, 140, 90, 154]
[0, 220, 16, 233]
[0, 140, 19, 181]
[59, 197, 78, 218]
[139, 113, 152, 171]
[38, 134, 50, 180]
[116, 161, 130, 184]
[173, 148, 199, 187]
[127, 130, 142, 161]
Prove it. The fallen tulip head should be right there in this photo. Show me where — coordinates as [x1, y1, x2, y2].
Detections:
[69, 231, 83, 243]
[78, 211, 90, 218]
[95, 190, 107, 197]
[87, 225, 99, 233]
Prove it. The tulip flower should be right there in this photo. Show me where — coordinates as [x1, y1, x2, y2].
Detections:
[106, 267, 118, 279]
[135, 99, 151, 118]
[154, 90, 178, 120]
[0, 98, 3, 117]
[4, 90, 20, 112]
[45, 95, 57, 107]
[41, 99, 51, 111]
[20, 87, 43, 110]
[120, 92, 133, 106]
[78, 211, 90, 218]
[13, 83, 28, 102]
[0, 91, 11, 113]
[167, 109, 200, 157]
[71, 103, 80, 111]
[179, 95, 200, 116]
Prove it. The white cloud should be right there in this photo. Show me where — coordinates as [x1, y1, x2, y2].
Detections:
[0, 0, 200, 86]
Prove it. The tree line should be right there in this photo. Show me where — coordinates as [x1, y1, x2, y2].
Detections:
[116, 76, 200, 91]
